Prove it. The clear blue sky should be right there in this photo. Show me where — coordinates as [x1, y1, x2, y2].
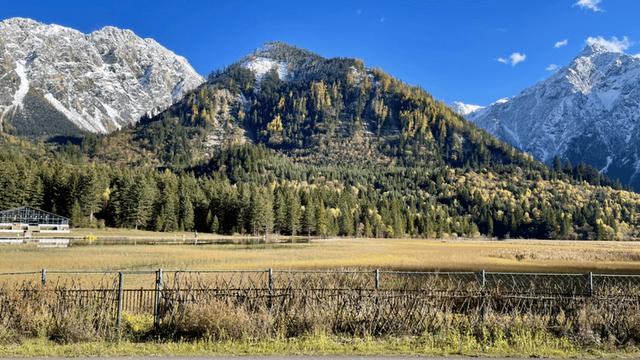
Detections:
[2, 0, 638, 105]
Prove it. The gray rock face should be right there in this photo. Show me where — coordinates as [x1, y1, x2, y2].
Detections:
[0, 17, 204, 135]
[468, 43, 640, 189]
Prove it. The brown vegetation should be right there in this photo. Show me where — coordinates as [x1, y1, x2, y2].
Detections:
[3, 238, 640, 278]
[1, 274, 640, 351]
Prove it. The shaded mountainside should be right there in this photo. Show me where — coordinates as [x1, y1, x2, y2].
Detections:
[468, 42, 640, 190]
[0, 17, 204, 138]
[3, 42, 640, 240]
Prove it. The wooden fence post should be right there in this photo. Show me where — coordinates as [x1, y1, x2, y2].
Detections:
[480, 269, 487, 321]
[375, 269, 380, 290]
[154, 268, 163, 326]
[116, 272, 124, 331]
[41, 268, 46, 287]
[267, 268, 273, 310]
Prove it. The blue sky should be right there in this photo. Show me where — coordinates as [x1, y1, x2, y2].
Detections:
[2, 0, 639, 105]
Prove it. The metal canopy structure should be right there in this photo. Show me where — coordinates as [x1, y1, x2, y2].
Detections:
[0, 206, 69, 233]
[0, 207, 69, 225]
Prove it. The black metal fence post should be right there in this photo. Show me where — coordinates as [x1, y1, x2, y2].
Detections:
[116, 272, 124, 331]
[154, 268, 163, 326]
[267, 268, 273, 310]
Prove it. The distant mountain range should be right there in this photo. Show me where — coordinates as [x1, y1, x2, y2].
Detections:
[458, 42, 640, 190]
[1, 33, 638, 240]
[0, 17, 203, 137]
[4, 17, 640, 192]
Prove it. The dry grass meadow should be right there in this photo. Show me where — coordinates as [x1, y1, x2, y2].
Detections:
[3, 230, 640, 275]
[3, 230, 640, 356]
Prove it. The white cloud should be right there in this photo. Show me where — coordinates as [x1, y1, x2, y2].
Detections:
[554, 39, 568, 48]
[546, 64, 559, 71]
[510, 52, 526, 66]
[586, 36, 631, 53]
[574, 0, 603, 12]
[497, 53, 526, 66]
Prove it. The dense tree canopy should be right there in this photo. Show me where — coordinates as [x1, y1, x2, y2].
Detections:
[1, 140, 639, 240]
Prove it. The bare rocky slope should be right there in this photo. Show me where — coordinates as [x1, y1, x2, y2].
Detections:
[0, 17, 204, 137]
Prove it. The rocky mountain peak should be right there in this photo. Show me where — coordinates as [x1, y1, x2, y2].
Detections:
[0, 17, 204, 136]
[581, 42, 616, 56]
[467, 43, 640, 189]
[450, 101, 484, 116]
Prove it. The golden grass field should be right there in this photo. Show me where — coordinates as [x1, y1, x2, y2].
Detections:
[2, 228, 640, 274]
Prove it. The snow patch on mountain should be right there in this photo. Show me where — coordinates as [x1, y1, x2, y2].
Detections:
[242, 56, 289, 81]
[44, 93, 107, 133]
[600, 156, 613, 173]
[11, 61, 29, 108]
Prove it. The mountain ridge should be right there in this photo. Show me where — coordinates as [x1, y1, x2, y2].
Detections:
[466, 43, 640, 189]
[0, 17, 204, 137]
[93, 40, 622, 196]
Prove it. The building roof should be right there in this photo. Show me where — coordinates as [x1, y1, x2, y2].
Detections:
[0, 206, 69, 225]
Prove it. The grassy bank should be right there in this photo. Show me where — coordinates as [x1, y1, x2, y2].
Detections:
[2, 334, 639, 358]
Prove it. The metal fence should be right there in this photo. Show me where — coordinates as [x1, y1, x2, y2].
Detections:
[1, 269, 640, 329]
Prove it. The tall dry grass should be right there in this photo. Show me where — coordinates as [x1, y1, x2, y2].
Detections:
[0, 282, 116, 344]
[0, 273, 639, 349]
[155, 274, 640, 347]
[5, 238, 640, 279]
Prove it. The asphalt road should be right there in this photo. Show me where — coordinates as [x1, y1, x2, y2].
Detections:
[10, 357, 561, 360]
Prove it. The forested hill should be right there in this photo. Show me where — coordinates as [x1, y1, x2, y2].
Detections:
[92, 42, 623, 184]
[94, 42, 552, 171]
[2, 42, 640, 240]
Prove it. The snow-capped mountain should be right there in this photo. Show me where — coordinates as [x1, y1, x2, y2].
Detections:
[0, 17, 204, 136]
[450, 101, 484, 116]
[467, 42, 640, 189]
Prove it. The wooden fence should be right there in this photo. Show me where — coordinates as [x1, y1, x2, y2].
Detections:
[2, 269, 640, 330]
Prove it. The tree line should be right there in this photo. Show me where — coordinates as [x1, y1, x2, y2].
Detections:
[1, 144, 639, 240]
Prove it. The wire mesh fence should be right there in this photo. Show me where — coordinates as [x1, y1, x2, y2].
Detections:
[1, 268, 640, 328]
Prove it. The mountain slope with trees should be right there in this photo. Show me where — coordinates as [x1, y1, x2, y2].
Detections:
[1, 42, 639, 240]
